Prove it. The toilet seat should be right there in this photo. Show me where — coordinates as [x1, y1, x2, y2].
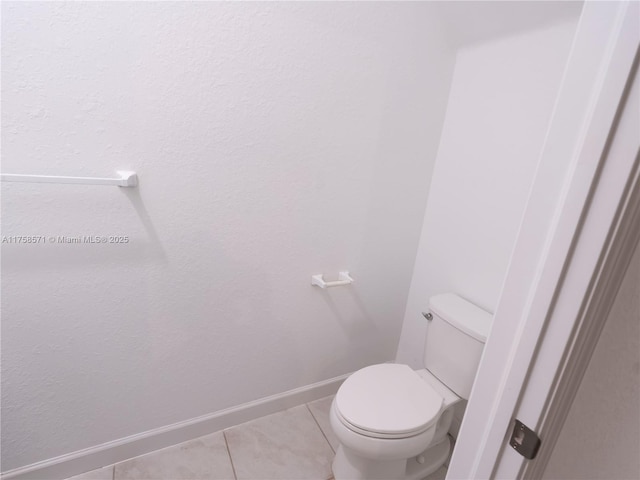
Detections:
[335, 364, 443, 439]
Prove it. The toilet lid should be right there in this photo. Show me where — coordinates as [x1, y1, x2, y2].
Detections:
[335, 364, 442, 437]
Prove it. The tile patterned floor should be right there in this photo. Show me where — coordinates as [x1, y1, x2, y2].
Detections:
[66, 396, 447, 480]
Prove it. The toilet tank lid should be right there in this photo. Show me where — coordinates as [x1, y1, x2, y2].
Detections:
[429, 293, 493, 342]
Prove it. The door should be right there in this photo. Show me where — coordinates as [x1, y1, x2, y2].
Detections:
[446, 2, 640, 479]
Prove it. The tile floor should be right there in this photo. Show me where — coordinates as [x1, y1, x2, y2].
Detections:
[66, 396, 447, 480]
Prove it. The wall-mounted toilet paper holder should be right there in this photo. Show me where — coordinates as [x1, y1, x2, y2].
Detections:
[311, 271, 354, 289]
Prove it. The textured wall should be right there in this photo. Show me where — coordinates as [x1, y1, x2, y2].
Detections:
[0, 2, 455, 469]
[543, 242, 640, 480]
[395, 18, 579, 369]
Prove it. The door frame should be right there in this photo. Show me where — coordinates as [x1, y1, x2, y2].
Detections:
[517, 47, 639, 479]
[447, 2, 640, 479]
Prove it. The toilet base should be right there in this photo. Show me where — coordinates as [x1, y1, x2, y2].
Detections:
[332, 435, 451, 480]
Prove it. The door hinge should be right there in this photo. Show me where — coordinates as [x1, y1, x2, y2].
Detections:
[509, 419, 541, 460]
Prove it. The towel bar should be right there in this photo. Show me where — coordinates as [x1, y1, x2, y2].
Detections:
[0, 171, 138, 187]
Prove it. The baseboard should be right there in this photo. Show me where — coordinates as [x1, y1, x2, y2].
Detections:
[1, 374, 348, 480]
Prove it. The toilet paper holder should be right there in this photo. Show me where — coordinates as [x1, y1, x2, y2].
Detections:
[311, 271, 354, 289]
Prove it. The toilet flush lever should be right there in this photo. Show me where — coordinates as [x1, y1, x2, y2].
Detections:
[422, 312, 433, 321]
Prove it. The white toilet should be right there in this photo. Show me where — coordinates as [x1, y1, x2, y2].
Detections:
[330, 293, 492, 480]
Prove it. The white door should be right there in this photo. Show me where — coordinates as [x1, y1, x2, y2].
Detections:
[447, 2, 640, 479]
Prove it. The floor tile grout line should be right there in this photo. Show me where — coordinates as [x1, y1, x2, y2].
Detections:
[222, 429, 238, 480]
[306, 402, 336, 480]
[305, 403, 335, 455]
[69, 402, 337, 480]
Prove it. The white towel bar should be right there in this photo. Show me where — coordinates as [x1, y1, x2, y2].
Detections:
[0, 171, 138, 187]
[311, 271, 354, 289]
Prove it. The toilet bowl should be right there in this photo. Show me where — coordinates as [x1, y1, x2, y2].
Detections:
[329, 293, 493, 480]
[330, 364, 459, 480]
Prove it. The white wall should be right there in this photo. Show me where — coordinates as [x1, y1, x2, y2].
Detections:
[543, 241, 640, 480]
[395, 18, 579, 370]
[435, 1, 581, 48]
[0, 2, 456, 470]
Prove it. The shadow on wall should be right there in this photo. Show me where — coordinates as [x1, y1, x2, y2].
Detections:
[317, 285, 379, 339]
[315, 284, 385, 372]
[121, 187, 166, 261]
[1, 185, 166, 272]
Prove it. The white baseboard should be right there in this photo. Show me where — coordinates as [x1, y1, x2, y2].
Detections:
[1, 374, 348, 480]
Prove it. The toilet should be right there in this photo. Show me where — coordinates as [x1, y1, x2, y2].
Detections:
[330, 293, 492, 480]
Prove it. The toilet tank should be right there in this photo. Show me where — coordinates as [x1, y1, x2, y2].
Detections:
[424, 293, 493, 399]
